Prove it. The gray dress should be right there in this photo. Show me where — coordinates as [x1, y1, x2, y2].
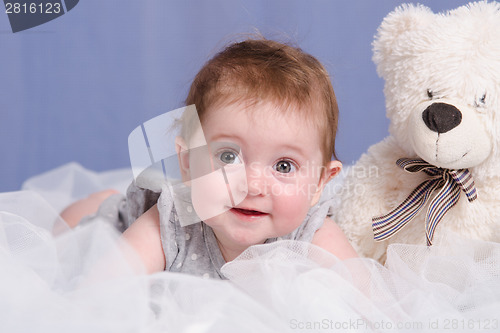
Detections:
[85, 182, 335, 280]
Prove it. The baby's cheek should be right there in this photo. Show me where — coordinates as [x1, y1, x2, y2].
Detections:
[272, 186, 312, 234]
[191, 172, 232, 220]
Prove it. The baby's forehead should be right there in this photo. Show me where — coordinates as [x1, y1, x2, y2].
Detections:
[181, 98, 328, 153]
[204, 100, 322, 142]
[203, 97, 321, 124]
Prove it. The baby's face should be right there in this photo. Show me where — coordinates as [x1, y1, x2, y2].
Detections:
[179, 100, 338, 249]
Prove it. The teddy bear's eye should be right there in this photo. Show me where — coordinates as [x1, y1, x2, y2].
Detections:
[480, 93, 486, 104]
[426, 89, 433, 99]
[474, 93, 487, 108]
[427, 89, 443, 100]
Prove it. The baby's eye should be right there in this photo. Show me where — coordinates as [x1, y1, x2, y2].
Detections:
[217, 150, 241, 165]
[274, 160, 296, 174]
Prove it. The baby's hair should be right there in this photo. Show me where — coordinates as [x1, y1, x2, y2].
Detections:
[184, 37, 339, 164]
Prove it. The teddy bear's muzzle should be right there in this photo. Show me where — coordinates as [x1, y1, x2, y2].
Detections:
[409, 99, 491, 170]
[422, 102, 462, 134]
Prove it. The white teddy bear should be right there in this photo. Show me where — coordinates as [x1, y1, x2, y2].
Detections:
[334, 1, 500, 263]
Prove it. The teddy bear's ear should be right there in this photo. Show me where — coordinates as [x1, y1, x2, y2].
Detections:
[372, 4, 435, 78]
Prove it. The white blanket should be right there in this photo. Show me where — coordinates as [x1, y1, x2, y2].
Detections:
[1, 163, 499, 332]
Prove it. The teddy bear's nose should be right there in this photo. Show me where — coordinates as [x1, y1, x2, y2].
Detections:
[422, 103, 462, 134]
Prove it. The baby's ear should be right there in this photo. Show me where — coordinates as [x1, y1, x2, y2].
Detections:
[310, 160, 342, 207]
[175, 136, 191, 184]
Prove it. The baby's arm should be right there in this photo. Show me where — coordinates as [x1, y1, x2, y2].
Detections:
[311, 218, 358, 260]
[121, 204, 166, 274]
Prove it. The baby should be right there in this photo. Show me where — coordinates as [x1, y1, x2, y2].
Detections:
[62, 38, 357, 278]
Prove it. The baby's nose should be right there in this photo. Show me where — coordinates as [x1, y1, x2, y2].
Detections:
[245, 164, 269, 196]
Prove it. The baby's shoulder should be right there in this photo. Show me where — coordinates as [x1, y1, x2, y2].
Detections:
[311, 218, 358, 260]
[122, 204, 165, 273]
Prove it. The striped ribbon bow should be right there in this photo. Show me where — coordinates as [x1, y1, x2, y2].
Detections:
[372, 158, 477, 246]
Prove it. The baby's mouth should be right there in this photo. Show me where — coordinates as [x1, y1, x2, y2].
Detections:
[230, 208, 268, 217]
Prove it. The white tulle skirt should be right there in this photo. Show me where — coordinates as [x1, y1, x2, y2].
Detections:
[2, 163, 499, 332]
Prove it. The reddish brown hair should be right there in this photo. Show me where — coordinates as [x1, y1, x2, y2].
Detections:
[185, 38, 339, 164]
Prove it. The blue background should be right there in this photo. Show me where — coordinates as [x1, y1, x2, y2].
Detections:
[0, 0, 472, 192]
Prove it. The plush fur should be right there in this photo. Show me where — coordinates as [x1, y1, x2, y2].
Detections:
[334, 2, 500, 263]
